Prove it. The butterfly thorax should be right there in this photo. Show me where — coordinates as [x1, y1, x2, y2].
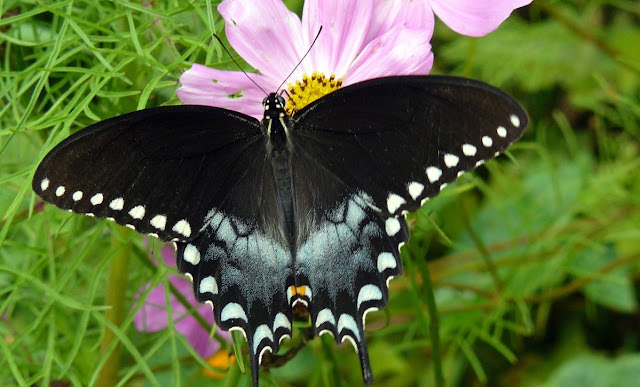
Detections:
[262, 93, 295, 244]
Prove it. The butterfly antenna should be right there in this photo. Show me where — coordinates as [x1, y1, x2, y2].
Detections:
[212, 33, 269, 96]
[276, 26, 323, 92]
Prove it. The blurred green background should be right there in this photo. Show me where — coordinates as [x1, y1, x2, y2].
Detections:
[1, 0, 639, 386]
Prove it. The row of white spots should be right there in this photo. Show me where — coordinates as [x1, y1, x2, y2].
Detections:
[40, 179, 192, 238]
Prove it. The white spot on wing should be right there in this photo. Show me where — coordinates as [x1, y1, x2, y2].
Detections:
[183, 244, 200, 265]
[337, 314, 360, 341]
[172, 219, 191, 237]
[150, 214, 167, 230]
[407, 182, 424, 200]
[40, 179, 50, 191]
[362, 306, 379, 330]
[497, 126, 507, 138]
[462, 144, 477, 156]
[128, 205, 145, 219]
[221, 303, 248, 323]
[253, 324, 274, 358]
[301, 285, 312, 301]
[109, 197, 124, 211]
[72, 191, 83, 201]
[444, 153, 459, 168]
[316, 308, 336, 328]
[377, 252, 397, 273]
[55, 186, 65, 197]
[90, 193, 103, 205]
[199, 276, 217, 294]
[386, 193, 406, 214]
[426, 166, 442, 183]
[258, 346, 273, 366]
[482, 136, 493, 147]
[357, 284, 382, 309]
[286, 286, 294, 304]
[510, 114, 521, 128]
[342, 335, 359, 353]
[273, 313, 291, 332]
[385, 217, 401, 236]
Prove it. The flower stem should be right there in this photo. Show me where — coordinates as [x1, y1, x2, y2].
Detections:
[98, 228, 132, 387]
[420, 260, 444, 387]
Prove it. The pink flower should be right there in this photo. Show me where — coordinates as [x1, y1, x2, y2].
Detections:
[369, 0, 533, 38]
[177, 0, 433, 119]
[133, 245, 230, 358]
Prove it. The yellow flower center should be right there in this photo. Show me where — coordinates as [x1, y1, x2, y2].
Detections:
[285, 72, 342, 115]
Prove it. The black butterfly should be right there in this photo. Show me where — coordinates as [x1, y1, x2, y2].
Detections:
[33, 75, 527, 386]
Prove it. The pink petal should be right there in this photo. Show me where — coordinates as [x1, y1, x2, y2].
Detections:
[175, 303, 218, 358]
[343, 28, 433, 85]
[368, 0, 434, 42]
[300, 0, 372, 77]
[133, 283, 172, 332]
[429, 0, 532, 37]
[177, 63, 269, 119]
[218, 0, 305, 82]
[160, 245, 176, 267]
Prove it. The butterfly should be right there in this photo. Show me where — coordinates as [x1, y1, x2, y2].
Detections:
[33, 75, 527, 386]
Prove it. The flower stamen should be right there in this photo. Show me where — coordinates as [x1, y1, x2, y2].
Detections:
[285, 72, 342, 115]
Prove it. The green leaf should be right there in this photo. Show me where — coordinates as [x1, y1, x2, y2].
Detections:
[231, 330, 246, 373]
[571, 244, 637, 313]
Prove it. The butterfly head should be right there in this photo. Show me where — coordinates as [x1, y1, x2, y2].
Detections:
[262, 93, 287, 121]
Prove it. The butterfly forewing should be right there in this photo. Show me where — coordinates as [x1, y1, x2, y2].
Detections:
[33, 106, 262, 242]
[292, 76, 528, 217]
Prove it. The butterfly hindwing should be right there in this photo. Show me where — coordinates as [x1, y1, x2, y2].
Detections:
[292, 76, 528, 217]
[291, 144, 408, 384]
[174, 138, 294, 386]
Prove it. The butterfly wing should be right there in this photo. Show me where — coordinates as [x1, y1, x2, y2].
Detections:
[33, 105, 264, 241]
[290, 75, 527, 382]
[291, 147, 407, 384]
[33, 106, 294, 384]
[292, 76, 528, 217]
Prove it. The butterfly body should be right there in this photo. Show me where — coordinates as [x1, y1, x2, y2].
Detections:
[33, 76, 528, 386]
